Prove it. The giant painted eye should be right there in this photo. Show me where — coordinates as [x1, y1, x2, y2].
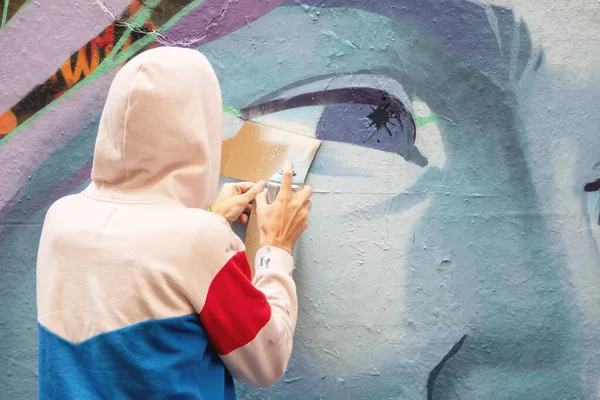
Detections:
[239, 74, 428, 167]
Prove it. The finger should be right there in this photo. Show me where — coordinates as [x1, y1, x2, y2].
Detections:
[278, 161, 294, 200]
[297, 185, 314, 203]
[255, 189, 268, 208]
[225, 182, 242, 195]
[242, 181, 266, 202]
[244, 203, 253, 214]
[235, 181, 256, 194]
[301, 200, 312, 212]
[238, 213, 249, 224]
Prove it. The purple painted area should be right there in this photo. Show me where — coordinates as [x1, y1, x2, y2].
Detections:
[316, 103, 403, 151]
[158, 0, 283, 47]
[316, 103, 427, 167]
[0, 70, 117, 213]
[0, 160, 92, 240]
[0, 0, 130, 113]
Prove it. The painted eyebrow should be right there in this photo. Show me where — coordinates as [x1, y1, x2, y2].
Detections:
[239, 87, 416, 146]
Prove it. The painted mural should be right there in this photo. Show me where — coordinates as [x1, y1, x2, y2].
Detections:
[1, 0, 600, 399]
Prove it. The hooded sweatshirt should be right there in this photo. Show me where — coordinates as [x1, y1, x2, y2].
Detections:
[36, 47, 297, 399]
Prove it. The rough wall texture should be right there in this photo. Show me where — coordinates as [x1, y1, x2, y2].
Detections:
[1, 1, 600, 399]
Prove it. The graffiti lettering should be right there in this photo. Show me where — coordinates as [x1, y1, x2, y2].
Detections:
[0, 0, 192, 141]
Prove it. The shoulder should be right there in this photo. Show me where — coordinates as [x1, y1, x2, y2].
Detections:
[43, 194, 82, 223]
[47, 194, 79, 211]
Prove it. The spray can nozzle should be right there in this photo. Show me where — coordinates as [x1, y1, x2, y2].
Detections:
[274, 170, 297, 177]
[266, 168, 304, 204]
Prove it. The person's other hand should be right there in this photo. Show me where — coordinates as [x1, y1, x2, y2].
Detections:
[212, 181, 266, 224]
[255, 162, 313, 255]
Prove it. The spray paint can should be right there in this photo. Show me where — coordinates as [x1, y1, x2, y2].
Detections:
[266, 169, 304, 204]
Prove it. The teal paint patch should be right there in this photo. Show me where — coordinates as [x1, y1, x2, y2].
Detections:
[16, 118, 98, 201]
[0, 205, 47, 399]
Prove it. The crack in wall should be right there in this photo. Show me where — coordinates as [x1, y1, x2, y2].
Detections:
[157, 0, 232, 47]
[94, 0, 118, 20]
[94, 0, 163, 37]
[427, 334, 468, 400]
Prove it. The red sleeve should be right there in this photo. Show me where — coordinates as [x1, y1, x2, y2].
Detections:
[199, 252, 272, 355]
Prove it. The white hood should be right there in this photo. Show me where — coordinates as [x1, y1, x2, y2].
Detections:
[85, 46, 222, 209]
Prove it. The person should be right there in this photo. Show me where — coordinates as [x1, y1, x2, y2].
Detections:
[36, 46, 313, 399]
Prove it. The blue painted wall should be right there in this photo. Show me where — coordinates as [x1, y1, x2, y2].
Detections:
[1, 1, 600, 398]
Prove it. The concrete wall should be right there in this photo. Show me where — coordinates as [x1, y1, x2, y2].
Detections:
[1, 1, 600, 398]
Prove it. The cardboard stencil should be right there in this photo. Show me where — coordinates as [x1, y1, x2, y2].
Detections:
[220, 121, 321, 275]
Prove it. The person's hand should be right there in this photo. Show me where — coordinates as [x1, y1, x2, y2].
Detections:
[212, 181, 266, 224]
[255, 162, 313, 255]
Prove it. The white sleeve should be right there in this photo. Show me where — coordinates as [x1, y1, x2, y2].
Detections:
[198, 244, 298, 388]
